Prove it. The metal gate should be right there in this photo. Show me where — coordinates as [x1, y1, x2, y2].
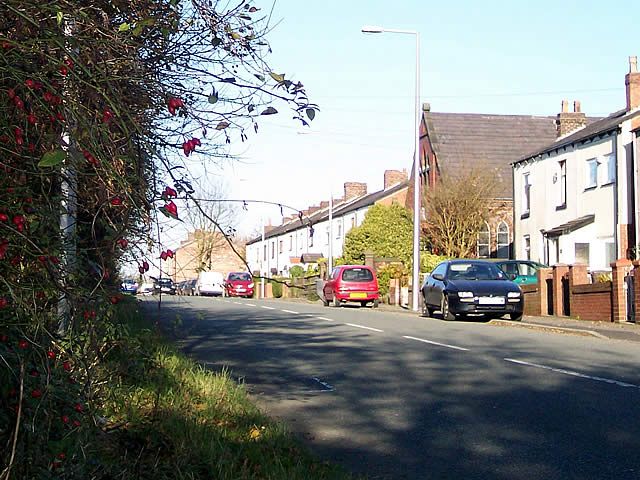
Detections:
[625, 272, 635, 323]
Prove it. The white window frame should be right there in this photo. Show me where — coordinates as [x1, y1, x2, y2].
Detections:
[496, 221, 510, 258]
[523, 235, 531, 261]
[522, 173, 531, 215]
[558, 160, 567, 207]
[477, 222, 491, 258]
[603, 153, 615, 185]
[336, 223, 342, 239]
[585, 158, 598, 189]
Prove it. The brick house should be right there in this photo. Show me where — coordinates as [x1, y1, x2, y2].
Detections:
[166, 229, 247, 282]
[245, 170, 409, 277]
[413, 105, 565, 258]
[513, 56, 640, 271]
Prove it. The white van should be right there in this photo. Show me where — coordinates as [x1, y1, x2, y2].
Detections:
[195, 271, 225, 296]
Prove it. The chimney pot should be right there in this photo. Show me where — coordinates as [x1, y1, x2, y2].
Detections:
[631, 56, 638, 73]
[561, 100, 569, 113]
[574, 100, 581, 113]
[422, 102, 431, 112]
[627, 55, 640, 111]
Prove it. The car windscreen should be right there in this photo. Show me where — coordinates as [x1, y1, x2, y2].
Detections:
[341, 268, 374, 282]
[228, 272, 251, 281]
[157, 279, 173, 286]
[448, 263, 506, 281]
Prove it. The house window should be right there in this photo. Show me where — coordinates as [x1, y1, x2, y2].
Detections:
[496, 222, 510, 258]
[256, 248, 259, 262]
[350, 217, 356, 229]
[325, 229, 329, 245]
[271, 241, 275, 259]
[605, 242, 616, 266]
[336, 223, 342, 239]
[279, 240, 283, 254]
[477, 222, 490, 258]
[309, 227, 314, 247]
[522, 173, 531, 216]
[586, 158, 598, 189]
[575, 242, 590, 264]
[523, 235, 531, 261]
[604, 153, 615, 184]
[557, 160, 567, 208]
[263, 244, 267, 261]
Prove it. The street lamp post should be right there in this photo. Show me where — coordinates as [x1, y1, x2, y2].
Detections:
[362, 25, 421, 312]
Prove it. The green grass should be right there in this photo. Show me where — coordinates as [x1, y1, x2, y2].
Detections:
[92, 301, 357, 480]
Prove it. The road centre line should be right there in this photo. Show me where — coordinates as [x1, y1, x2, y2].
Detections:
[403, 336, 469, 351]
[504, 358, 640, 389]
[315, 316, 334, 322]
[346, 323, 384, 333]
[281, 309, 299, 314]
[261, 306, 275, 310]
[245, 303, 256, 307]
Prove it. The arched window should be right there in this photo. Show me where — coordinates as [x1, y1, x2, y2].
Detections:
[477, 222, 490, 258]
[496, 221, 510, 259]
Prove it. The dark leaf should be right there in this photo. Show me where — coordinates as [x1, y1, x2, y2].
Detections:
[306, 108, 316, 121]
[260, 107, 278, 115]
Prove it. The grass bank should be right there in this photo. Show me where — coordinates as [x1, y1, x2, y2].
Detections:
[92, 298, 355, 480]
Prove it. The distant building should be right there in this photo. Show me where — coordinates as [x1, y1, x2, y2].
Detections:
[245, 170, 409, 276]
[166, 229, 247, 282]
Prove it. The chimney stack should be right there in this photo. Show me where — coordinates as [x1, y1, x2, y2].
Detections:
[556, 99, 586, 137]
[383, 169, 408, 189]
[626, 55, 640, 111]
[344, 182, 367, 200]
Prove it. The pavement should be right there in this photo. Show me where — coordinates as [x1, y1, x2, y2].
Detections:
[282, 296, 640, 343]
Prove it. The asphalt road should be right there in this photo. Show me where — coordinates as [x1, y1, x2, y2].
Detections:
[141, 296, 640, 480]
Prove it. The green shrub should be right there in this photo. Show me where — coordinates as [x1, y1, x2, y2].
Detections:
[289, 265, 305, 278]
[271, 278, 283, 298]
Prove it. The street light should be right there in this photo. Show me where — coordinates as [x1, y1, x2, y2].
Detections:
[362, 25, 421, 312]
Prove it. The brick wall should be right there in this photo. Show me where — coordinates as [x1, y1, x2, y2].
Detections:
[521, 284, 541, 316]
[570, 283, 613, 322]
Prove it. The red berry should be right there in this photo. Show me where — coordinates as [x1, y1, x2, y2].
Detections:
[0, 298, 8, 309]
[24, 79, 35, 89]
[0, 213, 7, 222]
[18, 339, 28, 349]
[110, 196, 123, 206]
[59, 65, 68, 76]
[63, 361, 71, 371]
[73, 420, 81, 427]
[74, 403, 83, 413]
[47, 350, 56, 360]
[31, 389, 42, 399]
[0, 334, 8, 342]
[57, 452, 66, 460]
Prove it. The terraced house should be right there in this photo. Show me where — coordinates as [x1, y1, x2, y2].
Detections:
[245, 170, 408, 277]
[513, 56, 640, 272]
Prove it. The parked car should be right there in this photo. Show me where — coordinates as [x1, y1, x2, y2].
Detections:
[493, 260, 547, 286]
[154, 278, 176, 295]
[182, 278, 197, 296]
[120, 278, 138, 294]
[137, 281, 155, 295]
[421, 259, 523, 321]
[322, 265, 379, 308]
[225, 272, 254, 298]
[195, 271, 224, 296]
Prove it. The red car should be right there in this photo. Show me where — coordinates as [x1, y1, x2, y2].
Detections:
[224, 272, 254, 298]
[323, 265, 379, 308]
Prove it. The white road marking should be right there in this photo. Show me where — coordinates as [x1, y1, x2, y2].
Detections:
[316, 316, 334, 322]
[261, 306, 275, 310]
[245, 303, 256, 307]
[346, 323, 383, 333]
[403, 335, 469, 351]
[233, 301, 242, 305]
[281, 309, 299, 314]
[504, 358, 639, 389]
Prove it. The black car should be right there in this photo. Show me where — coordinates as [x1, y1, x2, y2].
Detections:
[421, 259, 523, 321]
[154, 278, 176, 295]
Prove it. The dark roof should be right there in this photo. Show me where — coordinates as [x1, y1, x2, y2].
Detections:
[246, 181, 409, 245]
[300, 253, 323, 264]
[516, 109, 639, 163]
[424, 112, 560, 197]
[542, 214, 595, 237]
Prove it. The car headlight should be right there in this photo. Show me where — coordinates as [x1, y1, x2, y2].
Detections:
[457, 291, 474, 298]
[507, 292, 521, 298]
[248, 283, 254, 288]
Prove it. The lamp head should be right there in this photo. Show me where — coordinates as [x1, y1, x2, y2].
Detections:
[361, 25, 384, 33]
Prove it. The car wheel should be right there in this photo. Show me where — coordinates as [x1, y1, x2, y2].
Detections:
[510, 312, 523, 321]
[332, 295, 341, 307]
[360, 301, 368, 308]
[441, 294, 456, 321]
[322, 296, 329, 307]
[372, 299, 379, 308]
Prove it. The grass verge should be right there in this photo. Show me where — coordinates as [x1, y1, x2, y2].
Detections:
[91, 298, 356, 480]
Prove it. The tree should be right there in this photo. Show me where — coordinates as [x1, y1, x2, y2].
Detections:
[342, 204, 413, 267]
[422, 168, 498, 258]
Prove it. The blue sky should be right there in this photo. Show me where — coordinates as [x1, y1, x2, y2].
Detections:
[209, 0, 638, 236]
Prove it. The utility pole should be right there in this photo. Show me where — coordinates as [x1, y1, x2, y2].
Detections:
[328, 192, 333, 274]
[260, 219, 265, 298]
